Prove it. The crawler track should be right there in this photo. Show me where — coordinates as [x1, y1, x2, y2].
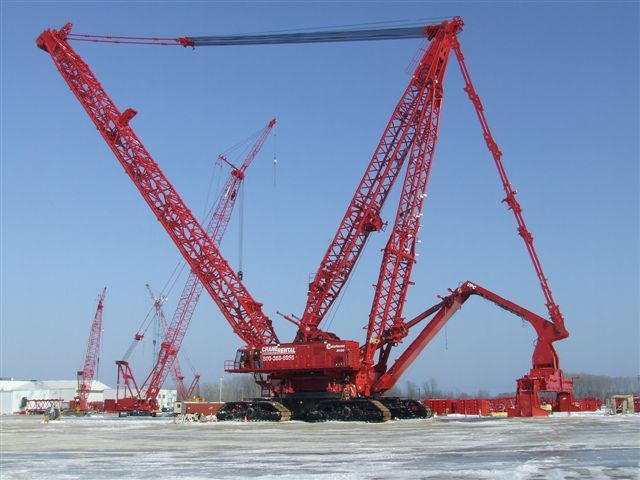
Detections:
[215, 398, 410, 422]
[216, 401, 291, 421]
[378, 398, 433, 419]
[304, 399, 392, 422]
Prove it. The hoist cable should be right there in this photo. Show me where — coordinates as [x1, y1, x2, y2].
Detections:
[188, 26, 427, 47]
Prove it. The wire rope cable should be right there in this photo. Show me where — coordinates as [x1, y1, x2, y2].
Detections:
[66, 17, 454, 47]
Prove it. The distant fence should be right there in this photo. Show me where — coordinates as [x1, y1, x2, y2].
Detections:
[422, 396, 605, 416]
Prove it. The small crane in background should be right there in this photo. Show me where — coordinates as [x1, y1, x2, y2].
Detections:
[74, 287, 106, 413]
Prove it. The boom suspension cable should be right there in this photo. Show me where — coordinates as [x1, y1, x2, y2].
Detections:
[64, 19, 454, 48]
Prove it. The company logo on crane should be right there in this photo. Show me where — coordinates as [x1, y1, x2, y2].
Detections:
[261, 346, 296, 355]
[326, 343, 346, 352]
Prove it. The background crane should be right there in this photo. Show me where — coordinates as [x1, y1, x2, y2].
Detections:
[74, 287, 106, 412]
[145, 284, 199, 402]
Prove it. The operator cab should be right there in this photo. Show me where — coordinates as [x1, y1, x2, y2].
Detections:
[234, 348, 250, 369]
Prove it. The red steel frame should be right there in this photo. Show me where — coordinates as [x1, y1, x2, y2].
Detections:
[114, 284, 198, 408]
[361, 24, 454, 391]
[298, 23, 460, 341]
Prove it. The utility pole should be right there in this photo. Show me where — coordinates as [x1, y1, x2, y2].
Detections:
[219, 376, 223, 403]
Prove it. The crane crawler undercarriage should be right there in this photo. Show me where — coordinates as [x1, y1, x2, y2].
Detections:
[215, 396, 429, 422]
[38, 16, 576, 422]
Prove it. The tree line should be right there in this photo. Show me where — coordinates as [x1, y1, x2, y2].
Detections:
[188, 373, 640, 402]
[196, 375, 262, 402]
[568, 373, 640, 399]
[384, 374, 640, 400]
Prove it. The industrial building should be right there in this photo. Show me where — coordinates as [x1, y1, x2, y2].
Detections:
[0, 379, 109, 414]
[0, 378, 176, 414]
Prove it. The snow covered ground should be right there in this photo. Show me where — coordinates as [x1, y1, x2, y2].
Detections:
[1, 413, 638, 479]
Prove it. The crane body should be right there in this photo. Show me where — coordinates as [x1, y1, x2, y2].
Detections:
[75, 288, 107, 412]
[39, 16, 575, 421]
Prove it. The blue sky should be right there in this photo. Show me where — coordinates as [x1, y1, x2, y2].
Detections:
[1, 1, 638, 395]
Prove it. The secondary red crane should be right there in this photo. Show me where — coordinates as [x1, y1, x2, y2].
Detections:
[113, 120, 275, 413]
[75, 287, 107, 412]
[38, 17, 573, 421]
[145, 284, 199, 401]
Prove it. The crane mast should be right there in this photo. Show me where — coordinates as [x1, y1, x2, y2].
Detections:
[75, 287, 106, 412]
[298, 20, 461, 339]
[362, 24, 454, 388]
[37, 25, 279, 351]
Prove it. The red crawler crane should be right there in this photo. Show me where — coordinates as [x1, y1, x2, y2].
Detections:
[38, 17, 574, 421]
[113, 120, 275, 413]
[75, 288, 107, 412]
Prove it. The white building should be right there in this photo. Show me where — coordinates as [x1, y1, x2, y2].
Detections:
[156, 389, 178, 410]
[0, 379, 111, 414]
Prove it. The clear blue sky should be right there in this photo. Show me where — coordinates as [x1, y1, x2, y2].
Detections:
[1, 1, 638, 395]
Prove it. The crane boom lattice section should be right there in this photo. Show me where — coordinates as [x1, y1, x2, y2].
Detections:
[37, 25, 279, 349]
[299, 25, 459, 336]
[364, 31, 452, 372]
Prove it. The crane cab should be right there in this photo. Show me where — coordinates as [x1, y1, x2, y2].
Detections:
[225, 340, 361, 374]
